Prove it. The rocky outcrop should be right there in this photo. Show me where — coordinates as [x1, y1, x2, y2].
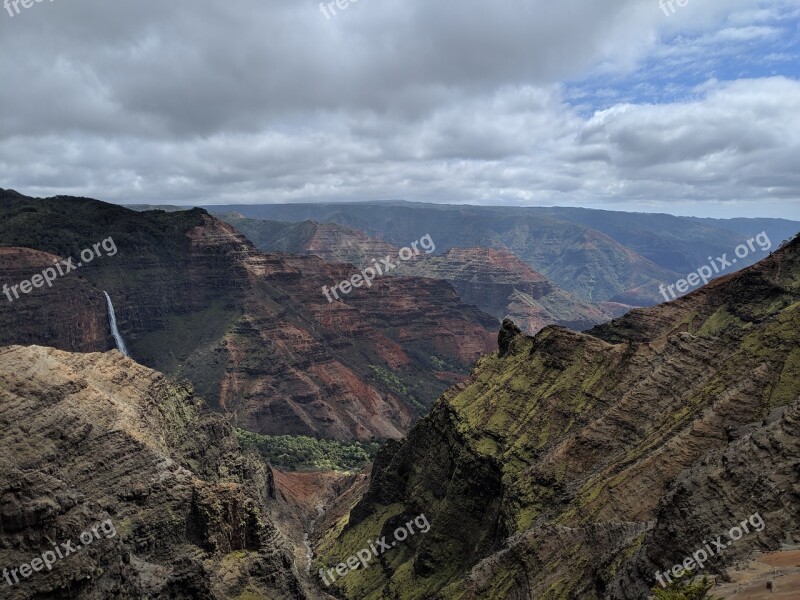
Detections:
[0, 345, 306, 600]
[317, 235, 800, 599]
[497, 318, 521, 357]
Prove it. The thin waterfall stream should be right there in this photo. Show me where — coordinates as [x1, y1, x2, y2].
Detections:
[103, 291, 130, 357]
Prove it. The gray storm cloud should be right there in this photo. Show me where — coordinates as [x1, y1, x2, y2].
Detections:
[0, 0, 797, 218]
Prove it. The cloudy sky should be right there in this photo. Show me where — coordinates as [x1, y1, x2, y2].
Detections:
[1, 0, 798, 218]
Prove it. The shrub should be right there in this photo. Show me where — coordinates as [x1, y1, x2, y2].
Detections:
[652, 576, 718, 600]
[235, 429, 381, 472]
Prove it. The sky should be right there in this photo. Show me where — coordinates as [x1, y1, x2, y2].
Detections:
[0, 0, 799, 219]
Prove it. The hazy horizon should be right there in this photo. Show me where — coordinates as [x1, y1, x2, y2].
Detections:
[4, 187, 798, 221]
[2, 1, 798, 220]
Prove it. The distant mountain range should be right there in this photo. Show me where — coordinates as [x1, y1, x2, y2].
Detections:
[217, 213, 617, 333]
[205, 201, 798, 306]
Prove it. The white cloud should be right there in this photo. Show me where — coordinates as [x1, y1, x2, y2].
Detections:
[0, 0, 797, 217]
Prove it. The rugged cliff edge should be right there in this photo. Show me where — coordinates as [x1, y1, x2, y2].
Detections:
[0, 345, 307, 599]
[316, 236, 800, 599]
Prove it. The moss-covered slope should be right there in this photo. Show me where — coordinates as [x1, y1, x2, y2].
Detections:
[317, 236, 800, 599]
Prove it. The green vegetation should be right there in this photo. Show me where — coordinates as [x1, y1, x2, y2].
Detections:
[369, 365, 423, 409]
[314, 503, 407, 599]
[0, 194, 206, 262]
[235, 429, 381, 472]
[429, 355, 448, 370]
[652, 576, 718, 600]
[369, 364, 410, 396]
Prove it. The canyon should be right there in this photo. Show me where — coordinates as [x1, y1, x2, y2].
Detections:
[2, 189, 799, 599]
[0, 189, 497, 441]
[217, 214, 619, 334]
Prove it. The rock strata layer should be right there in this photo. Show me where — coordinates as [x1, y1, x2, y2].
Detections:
[318, 235, 800, 599]
[0, 345, 308, 599]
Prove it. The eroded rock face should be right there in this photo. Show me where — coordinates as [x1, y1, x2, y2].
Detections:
[226, 249, 497, 440]
[609, 398, 800, 598]
[395, 247, 613, 334]
[0, 345, 306, 600]
[218, 213, 614, 336]
[0, 192, 499, 440]
[319, 236, 800, 599]
[0, 248, 111, 352]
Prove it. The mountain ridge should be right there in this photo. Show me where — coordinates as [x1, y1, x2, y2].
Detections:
[315, 233, 800, 599]
[206, 202, 799, 306]
[0, 344, 309, 599]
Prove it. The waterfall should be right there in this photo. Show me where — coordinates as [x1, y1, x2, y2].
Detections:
[103, 291, 130, 357]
